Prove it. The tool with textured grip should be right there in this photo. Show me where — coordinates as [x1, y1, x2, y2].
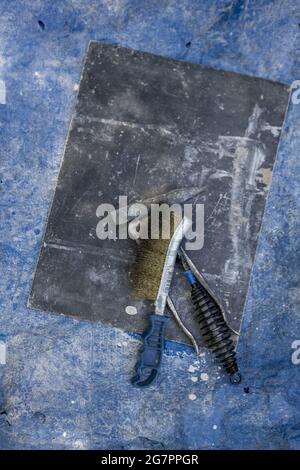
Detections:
[183, 266, 241, 384]
[131, 314, 169, 386]
[131, 215, 192, 387]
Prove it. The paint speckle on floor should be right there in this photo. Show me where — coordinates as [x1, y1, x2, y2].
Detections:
[125, 306, 138, 316]
[188, 393, 197, 401]
[200, 373, 209, 382]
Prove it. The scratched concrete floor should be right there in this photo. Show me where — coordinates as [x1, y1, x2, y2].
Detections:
[1, 0, 300, 450]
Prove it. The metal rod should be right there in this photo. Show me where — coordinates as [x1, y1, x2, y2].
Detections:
[167, 296, 200, 355]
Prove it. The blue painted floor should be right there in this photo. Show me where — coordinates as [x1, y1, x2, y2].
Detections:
[1, 0, 300, 449]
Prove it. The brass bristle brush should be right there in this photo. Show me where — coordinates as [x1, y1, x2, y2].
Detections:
[130, 212, 191, 387]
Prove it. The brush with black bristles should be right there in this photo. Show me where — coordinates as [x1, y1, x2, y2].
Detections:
[130, 212, 191, 387]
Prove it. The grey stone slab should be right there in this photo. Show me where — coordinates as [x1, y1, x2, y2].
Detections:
[29, 41, 289, 344]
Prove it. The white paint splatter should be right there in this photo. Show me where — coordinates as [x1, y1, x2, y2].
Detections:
[188, 393, 197, 401]
[210, 169, 231, 179]
[261, 122, 281, 138]
[247, 146, 265, 188]
[85, 116, 174, 137]
[220, 104, 267, 285]
[191, 376, 198, 383]
[213, 425, 218, 430]
[125, 305, 137, 315]
[200, 372, 209, 381]
[0, 340, 6, 364]
[188, 365, 197, 373]
[0, 80, 6, 104]
[245, 104, 263, 138]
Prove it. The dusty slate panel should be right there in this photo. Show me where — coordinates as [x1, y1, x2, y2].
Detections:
[29, 41, 289, 344]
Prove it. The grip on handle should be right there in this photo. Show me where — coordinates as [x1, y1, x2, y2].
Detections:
[184, 269, 241, 383]
[131, 313, 169, 387]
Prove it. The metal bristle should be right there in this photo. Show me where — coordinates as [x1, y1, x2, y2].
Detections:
[130, 211, 178, 301]
[131, 238, 171, 300]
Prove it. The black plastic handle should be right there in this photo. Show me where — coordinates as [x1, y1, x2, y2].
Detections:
[131, 313, 169, 387]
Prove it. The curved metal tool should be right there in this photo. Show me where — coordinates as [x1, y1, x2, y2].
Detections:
[132, 217, 192, 387]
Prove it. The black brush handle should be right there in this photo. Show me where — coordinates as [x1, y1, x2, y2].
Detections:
[131, 313, 169, 387]
[184, 270, 241, 384]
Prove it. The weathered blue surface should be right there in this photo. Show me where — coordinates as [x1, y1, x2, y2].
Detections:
[0, 0, 300, 449]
